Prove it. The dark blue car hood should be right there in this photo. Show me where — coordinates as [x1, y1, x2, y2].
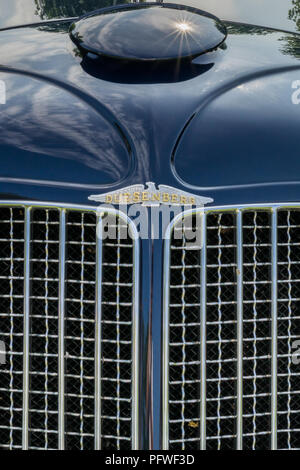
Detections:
[0, 1, 300, 206]
[1, 0, 300, 34]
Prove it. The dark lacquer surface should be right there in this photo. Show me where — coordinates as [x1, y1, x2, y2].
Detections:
[1, 1, 300, 451]
[1, 1, 300, 35]
[0, 70, 132, 188]
[0, 19, 300, 205]
[0, 0, 129, 29]
[173, 51, 300, 190]
[70, 3, 227, 61]
[175, 0, 300, 34]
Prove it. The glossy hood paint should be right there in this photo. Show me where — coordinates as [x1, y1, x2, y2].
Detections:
[1, 0, 300, 34]
[0, 69, 132, 187]
[0, 1, 300, 206]
[69, 4, 227, 61]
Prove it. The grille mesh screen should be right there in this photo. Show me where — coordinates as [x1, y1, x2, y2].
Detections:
[167, 208, 300, 450]
[100, 215, 134, 450]
[277, 210, 300, 450]
[0, 208, 25, 450]
[29, 209, 60, 450]
[242, 211, 272, 450]
[0, 205, 136, 450]
[1, 203, 299, 450]
[65, 211, 96, 450]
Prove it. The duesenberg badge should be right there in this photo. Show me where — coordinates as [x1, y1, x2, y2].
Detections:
[88, 182, 213, 207]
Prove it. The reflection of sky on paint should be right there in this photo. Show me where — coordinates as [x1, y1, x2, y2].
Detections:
[175, 67, 300, 188]
[170, 0, 300, 33]
[75, 7, 223, 59]
[0, 72, 129, 184]
[0, 27, 152, 181]
[0, 7, 299, 185]
[0, 29, 68, 72]
[0, 22, 298, 184]
[0, 0, 36, 27]
[0, 0, 299, 34]
[234, 73, 295, 108]
[0, 0, 124, 28]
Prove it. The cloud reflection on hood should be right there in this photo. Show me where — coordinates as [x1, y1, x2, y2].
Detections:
[0, 71, 131, 187]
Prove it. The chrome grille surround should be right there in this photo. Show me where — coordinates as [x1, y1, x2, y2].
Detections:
[163, 204, 300, 450]
[0, 202, 139, 450]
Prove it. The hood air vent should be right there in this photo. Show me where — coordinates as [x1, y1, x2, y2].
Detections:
[69, 3, 227, 62]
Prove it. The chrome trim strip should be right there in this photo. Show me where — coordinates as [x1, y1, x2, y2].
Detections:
[177, 203, 300, 214]
[162, 227, 172, 450]
[271, 208, 278, 450]
[58, 209, 66, 450]
[130, 219, 140, 451]
[236, 210, 244, 450]
[95, 215, 103, 450]
[22, 207, 31, 450]
[200, 212, 207, 450]
[2, 199, 300, 212]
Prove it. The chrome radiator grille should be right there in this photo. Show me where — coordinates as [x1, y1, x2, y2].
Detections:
[0, 203, 138, 450]
[164, 205, 300, 450]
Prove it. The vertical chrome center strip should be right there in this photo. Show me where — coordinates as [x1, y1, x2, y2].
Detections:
[58, 209, 66, 450]
[200, 212, 207, 450]
[22, 207, 31, 450]
[162, 227, 172, 450]
[271, 209, 278, 450]
[236, 210, 244, 450]
[131, 223, 140, 451]
[95, 215, 103, 450]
